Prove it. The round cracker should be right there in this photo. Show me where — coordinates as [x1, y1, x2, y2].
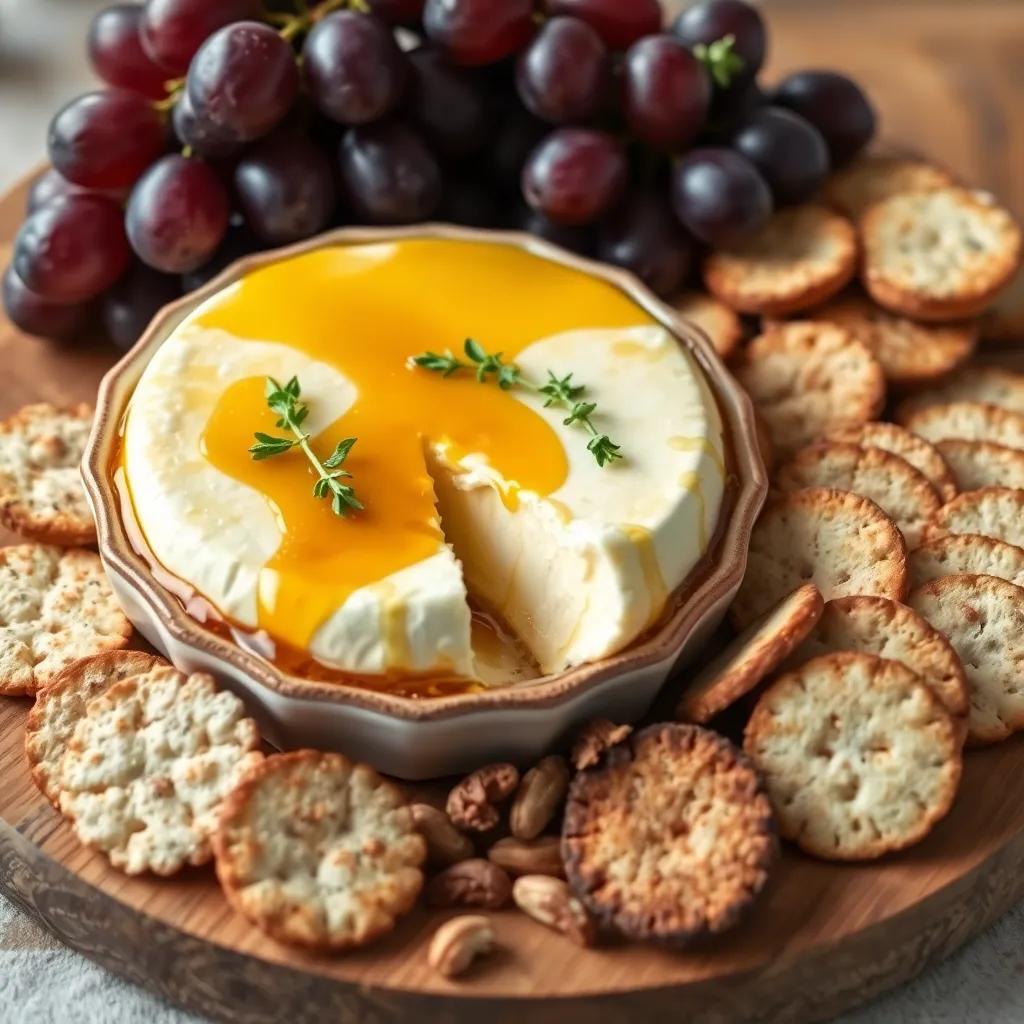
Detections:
[214, 750, 425, 950]
[861, 188, 1022, 321]
[0, 403, 96, 546]
[735, 322, 886, 458]
[909, 533, 1024, 590]
[925, 487, 1024, 547]
[898, 400, 1024, 448]
[673, 290, 744, 359]
[59, 670, 263, 875]
[25, 650, 167, 806]
[0, 544, 132, 696]
[793, 595, 968, 723]
[823, 155, 956, 222]
[562, 723, 776, 944]
[703, 205, 857, 316]
[776, 441, 941, 546]
[981, 264, 1024, 344]
[744, 652, 960, 860]
[828, 421, 956, 502]
[732, 488, 908, 629]
[798, 293, 977, 387]
[936, 439, 1024, 491]
[909, 574, 1024, 743]
[896, 365, 1024, 420]
[677, 583, 824, 724]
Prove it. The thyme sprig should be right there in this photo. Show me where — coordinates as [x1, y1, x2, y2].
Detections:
[413, 340, 623, 467]
[248, 376, 363, 517]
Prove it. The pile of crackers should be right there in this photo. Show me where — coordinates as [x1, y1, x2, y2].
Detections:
[672, 151, 1024, 863]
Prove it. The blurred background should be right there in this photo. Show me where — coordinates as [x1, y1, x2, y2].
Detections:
[1, 0, 1021, 215]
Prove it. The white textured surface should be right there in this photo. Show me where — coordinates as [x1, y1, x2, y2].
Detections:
[2, 0, 1024, 1019]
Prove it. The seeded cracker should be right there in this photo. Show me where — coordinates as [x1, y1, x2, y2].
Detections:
[924, 487, 1024, 547]
[26, 650, 167, 806]
[745, 653, 960, 859]
[563, 723, 776, 944]
[0, 544, 131, 695]
[731, 488, 907, 629]
[0, 403, 96, 545]
[936, 439, 1024, 491]
[776, 441, 941, 546]
[58, 669, 261, 874]
[823, 155, 955, 221]
[861, 188, 1022, 321]
[703, 205, 857, 316]
[677, 583, 824, 724]
[910, 575, 1024, 744]
[214, 750, 425, 950]
[828, 421, 957, 502]
[735, 321, 885, 458]
[909, 533, 1024, 590]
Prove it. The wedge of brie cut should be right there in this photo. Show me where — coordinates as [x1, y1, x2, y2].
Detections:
[122, 239, 726, 686]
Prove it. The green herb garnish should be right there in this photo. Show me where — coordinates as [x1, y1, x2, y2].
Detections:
[412, 340, 623, 468]
[248, 376, 363, 517]
[693, 34, 745, 90]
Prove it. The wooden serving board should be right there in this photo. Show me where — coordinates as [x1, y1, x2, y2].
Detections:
[5, 7, 1024, 1007]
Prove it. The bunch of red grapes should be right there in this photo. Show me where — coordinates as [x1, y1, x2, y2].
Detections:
[3, 0, 875, 348]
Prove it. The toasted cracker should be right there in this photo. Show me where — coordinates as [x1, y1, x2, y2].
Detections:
[562, 723, 776, 944]
[58, 670, 263, 875]
[925, 487, 1024, 547]
[0, 544, 132, 696]
[981, 264, 1024, 344]
[909, 574, 1024, 743]
[828, 421, 957, 502]
[732, 488, 908, 629]
[823, 155, 955, 222]
[703, 205, 857, 316]
[796, 293, 977, 387]
[793, 595, 968, 722]
[898, 401, 1024, 448]
[936, 439, 1024, 491]
[776, 441, 941, 546]
[861, 188, 1022, 321]
[214, 750, 425, 950]
[673, 290, 744, 359]
[744, 652, 960, 860]
[677, 583, 824, 724]
[25, 651, 167, 806]
[896, 365, 1024, 420]
[735, 322, 885, 458]
[909, 533, 1024, 590]
[0, 403, 96, 546]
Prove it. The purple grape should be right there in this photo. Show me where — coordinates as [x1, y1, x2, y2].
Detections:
[126, 154, 230, 273]
[489, 104, 548, 194]
[671, 147, 772, 246]
[88, 4, 169, 99]
[172, 93, 244, 159]
[338, 121, 442, 224]
[773, 70, 876, 166]
[671, 0, 766, 90]
[597, 192, 694, 297]
[13, 194, 131, 302]
[234, 132, 338, 245]
[422, 0, 534, 66]
[2, 267, 92, 341]
[546, 0, 662, 51]
[187, 22, 299, 143]
[141, 0, 262, 75]
[48, 89, 166, 189]
[729, 106, 829, 205]
[406, 48, 493, 159]
[622, 35, 710, 150]
[516, 17, 608, 125]
[303, 11, 408, 126]
[102, 262, 182, 349]
[521, 128, 628, 226]
[180, 225, 261, 292]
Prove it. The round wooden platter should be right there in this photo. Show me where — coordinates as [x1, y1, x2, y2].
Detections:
[3, 171, 1024, 1024]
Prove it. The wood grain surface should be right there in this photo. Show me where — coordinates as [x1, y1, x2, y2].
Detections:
[3, 2, 1024, 1021]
